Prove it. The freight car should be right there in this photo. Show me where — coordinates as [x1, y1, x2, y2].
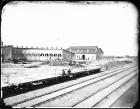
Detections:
[2, 65, 101, 98]
[61, 65, 101, 77]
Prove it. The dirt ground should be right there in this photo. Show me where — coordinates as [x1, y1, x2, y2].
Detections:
[1, 62, 71, 87]
[1, 58, 134, 87]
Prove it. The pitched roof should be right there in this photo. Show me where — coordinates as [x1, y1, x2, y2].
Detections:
[67, 46, 101, 54]
[97, 48, 104, 54]
[68, 46, 98, 49]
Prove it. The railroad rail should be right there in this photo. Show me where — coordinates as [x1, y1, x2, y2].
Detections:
[4, 63, 137, 108]
[73, 69, 137, 107]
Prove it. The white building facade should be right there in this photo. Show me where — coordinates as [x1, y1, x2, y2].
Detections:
[67, 46, 104, 61]
[1, 43, 103, 62]
[1, 46, 74, 62]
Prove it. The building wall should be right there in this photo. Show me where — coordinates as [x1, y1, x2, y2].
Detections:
[96, 48, 104, 60]
[75, 54, 97, 60]
[1, 45, 103, 62]
[12, 48, 25, 60]
[1, 46, 74, 62]
[13, 48, 63, 61]
[67, 46, 103, 61]
[62, 50, 74, 61]
[1, 46, 13, 61]
[96, 53, 103, 60]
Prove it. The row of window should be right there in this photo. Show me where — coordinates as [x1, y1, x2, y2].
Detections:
[14, 53, 62, 57]
[76, 55, 95, 59]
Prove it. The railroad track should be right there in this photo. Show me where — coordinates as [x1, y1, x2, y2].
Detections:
[4, 63, 137, 108]
[73, 69, 137, 107]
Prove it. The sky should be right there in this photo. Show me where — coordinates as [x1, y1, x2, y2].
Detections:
[1, 1, 138, 56]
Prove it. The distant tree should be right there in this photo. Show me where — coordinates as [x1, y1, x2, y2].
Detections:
[125, 55, 130, 58]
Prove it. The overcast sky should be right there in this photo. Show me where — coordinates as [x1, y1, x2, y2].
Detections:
[1, 1, 138, 56]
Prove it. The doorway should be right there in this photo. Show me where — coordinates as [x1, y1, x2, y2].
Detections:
[82, 55, 85, 60]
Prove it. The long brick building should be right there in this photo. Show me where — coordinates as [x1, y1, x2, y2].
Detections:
[1, 45, 74, 62]
[1, 42, 103, 62]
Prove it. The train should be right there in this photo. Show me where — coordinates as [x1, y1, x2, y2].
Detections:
[2, 65, 101, 98]
[61, 65, 101, 77]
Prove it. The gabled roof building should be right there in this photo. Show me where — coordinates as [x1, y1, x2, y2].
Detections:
[67, 46, 104, 60]
[1, 42, 103, 62]
[1, 45, 74, 62]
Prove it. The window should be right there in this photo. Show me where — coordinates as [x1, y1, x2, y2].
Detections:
[54, 54, 57, 57]
[58, 54, 61, 57]
[45, 54, 49, 56]
[40, 54, 44, 56]
[50, 54, 53, 56]
[54, 54, 57, 56]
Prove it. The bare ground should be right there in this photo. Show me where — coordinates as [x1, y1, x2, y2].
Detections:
[1, 58, 134, 87]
